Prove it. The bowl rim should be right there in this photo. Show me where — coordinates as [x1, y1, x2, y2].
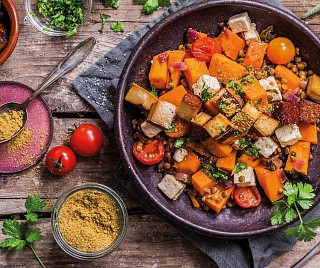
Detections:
[0, 0, 20, 65]
[115, 0, 320, 238]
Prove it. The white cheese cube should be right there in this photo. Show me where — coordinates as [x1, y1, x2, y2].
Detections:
[173, 148, 188, 163]
[141, 121, 162, 138]
[147, 100, 177, 129]
[227, 12, 251, 33]
[275, 124, 302, 147]
[254, 137, 278, 158]
[234, 166, 256, 187]
[259, 77, 282, 102]
[192, 75, 221, 100]
[158, 174, 186, 200]
[244, 23, 260, 42]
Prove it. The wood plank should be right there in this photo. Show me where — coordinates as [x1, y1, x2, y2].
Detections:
[0, 216, 216, 268]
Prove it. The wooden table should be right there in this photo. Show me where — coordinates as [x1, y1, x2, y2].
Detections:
[0, 0, 319, 267]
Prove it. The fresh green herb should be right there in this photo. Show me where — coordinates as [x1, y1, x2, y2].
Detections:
[201, 83, 212, 102]
[234, 130, 242, 137]
[202, 164, 229, 182]
[150, 86, 158, 96]
[241, 76, 255, 83]
[238, 138, 251, 150]
[234, 87, 245, 97]
[218, 125, 226, 132]
[301, 4, 320, 20]
[227, 79, 235, 88]
[260, 25, 274, 42]
[142, 0, 159, 15]
[173, 138, 185, 148]
[245, 145, 260, 159]
[133, 0, 171, 6]
[166, 120, 176, 133]
[36, 0, 85, 38]
[110, 21, 124, 32]
[101, 0, 120, 9]
[0, 194, 47, 267]
[219, 98, 227, 109]
[271, 182, 320, 242]
[98, 13, 111, 33]
[231, 162, 247, 175]
[256, 98, 262, 105]
[227, 77, 254, 97]
[245, 64, 254, 71]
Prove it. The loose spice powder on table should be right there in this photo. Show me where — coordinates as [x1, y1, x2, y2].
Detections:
[58, 189, 121, 252]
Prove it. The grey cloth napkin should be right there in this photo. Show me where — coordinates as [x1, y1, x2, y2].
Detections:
[72, 1, 319, 267]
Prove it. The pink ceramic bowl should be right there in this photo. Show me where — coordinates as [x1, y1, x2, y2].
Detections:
[0, 0, 19, 65]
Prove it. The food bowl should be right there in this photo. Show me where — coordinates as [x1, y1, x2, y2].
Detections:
[25, 0, 92, 37]
[0, 0, 19, 65]
[51, 183, 128, 259]
[115, 0, 320, 238]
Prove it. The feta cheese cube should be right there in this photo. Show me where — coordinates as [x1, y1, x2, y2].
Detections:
[147, 100, 176, 129]
[192, 75, 221, 100]
[173, 148, 188, 163]
[234, 166, 256, 187]
[259, 77, 282, 102]
[141, 121, 162, 138]
[254, 137, 278, 158]
[244, 23, 260, 42]
[275, 124, 302, 147]
[158, 174, 186, 200]
[227, 12, 251, 33]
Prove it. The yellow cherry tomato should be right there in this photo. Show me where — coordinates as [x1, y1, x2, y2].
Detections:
[266, 37, 295, 64]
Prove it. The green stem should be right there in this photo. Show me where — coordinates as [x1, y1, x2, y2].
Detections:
[293, 202, 303, 225]
[301, 4, 320, 20]
[28, 243, 46, 268]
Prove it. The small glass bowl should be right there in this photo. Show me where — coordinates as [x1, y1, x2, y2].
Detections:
[25, 0, 92, 37]
[51, 183, 128, 259]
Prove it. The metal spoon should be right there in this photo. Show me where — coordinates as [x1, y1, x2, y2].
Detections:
[0, 37, 96, 144]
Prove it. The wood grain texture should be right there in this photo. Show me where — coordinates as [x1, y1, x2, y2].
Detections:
[0, 0, 320, 267]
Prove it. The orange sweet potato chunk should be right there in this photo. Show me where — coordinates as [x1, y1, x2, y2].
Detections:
[191, 170, 215, 196]
[183, 58, 209, 88]
[275, 65, 301, 93]
[201, 138, 233, 157]
[216, 150, 237, 173]
[284, 141, 310, 175]
[149, 53, 168, 89]
[175, 152, 201, 174]
[166, 50, 185, 89]
[243, 41, 268, 69]
[159, 85, 187, 106]
[238, 154, 261, 168]
[298, 122, 318, 144]
[204, 185, 234, 213]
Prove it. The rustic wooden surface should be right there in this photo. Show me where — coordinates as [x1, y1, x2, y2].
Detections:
[0, 0, 319, 267]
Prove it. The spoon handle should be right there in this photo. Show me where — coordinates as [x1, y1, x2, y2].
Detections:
[23, 37, 96, 107]
[291, 242, 320, 268]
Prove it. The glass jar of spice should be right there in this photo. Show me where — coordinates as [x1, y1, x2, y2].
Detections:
[51, 183, 128, 259]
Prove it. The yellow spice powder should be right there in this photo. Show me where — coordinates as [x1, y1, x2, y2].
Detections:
[58, 189, 121, 252]
[0, 110, 24, 141]
[7, 127, 32, 153]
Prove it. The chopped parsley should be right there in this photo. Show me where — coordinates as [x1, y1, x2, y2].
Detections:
[100, 0, 120, 9]
[142, 0, 159, 15]
[201, 83, 212, 102]
[110, 21, 124, 32]
[202, 164, 229, 182]
[173, 138, 185, 148]
[218, 125, 226, 132]
[244, 145, 260, 159]
[227, 76, 255, 97]
[166, 120, 176, 133]
[238, 138, 251, 150]
[150, 86, 158, 96]
[255, 98, 262, 105]
[231, 162, 247, 175]
[98, 13, 111, 33]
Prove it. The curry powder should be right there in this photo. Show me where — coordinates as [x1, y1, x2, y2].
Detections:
[0, 110, 24, 141]
[58, 189, 121, 252]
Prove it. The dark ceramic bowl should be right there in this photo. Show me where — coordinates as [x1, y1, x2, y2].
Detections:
[0, 0, 19, 65]
[115, 0, 320, 238]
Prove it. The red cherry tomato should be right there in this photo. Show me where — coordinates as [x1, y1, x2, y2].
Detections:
[133, 140, 165, 165]
[70, 124, 103, 157]
[191, 37, 222, 63]
[234, 186, 261, 208]
[45, 146, 76, 176]
[165, 118, 190, 138]
[266, 37, 295, 64]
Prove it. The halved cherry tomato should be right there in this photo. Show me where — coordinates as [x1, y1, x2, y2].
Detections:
[191, 37, 222, 63]
[266, 37, 295, 64]
[165, 118, 190, 138]
[133, 140, 165, 165]
[234, 186, 261, 208]
[183, 49, 194, 60]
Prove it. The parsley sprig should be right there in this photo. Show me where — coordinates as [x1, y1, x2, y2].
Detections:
[271, 182, 320, 242]
[0, 195, 47, 267]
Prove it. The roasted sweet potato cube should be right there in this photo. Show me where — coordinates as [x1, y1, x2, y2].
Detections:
[203, 113, 233, 139]
[231, 111, 254, 133]
[147, 100, 176, 129]
[125, 83, 158, 110]
[254, 114, 279, 136]
[176, 92, 202, 122]
[299, 99, 320, 124]
[306, 74, 320, 103]
[273, 102, 299, 125]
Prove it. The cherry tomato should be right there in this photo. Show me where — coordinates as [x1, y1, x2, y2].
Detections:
[183, 49, 194, 60]
[70, 124, 103, 157]
[266, 37, 295, 64]
[133, 140, 165, 165]
[165, 118, 190, 138]
[191, 37, 222, 63]
[45, 146, 76, 176]
[234, 186, 261, 208]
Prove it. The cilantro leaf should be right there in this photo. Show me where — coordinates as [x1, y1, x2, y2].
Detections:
[202, 164, 229, 182]
[238, 138, 251, 150]
[271, 209, 286, 225]
[101, 0, 120, 9]
[284, 208, 297, 223]
[150, 86, 158, 96]
[143, 0, 159, 15]
[231, 162, 247, 175]
[25, 195, 46, 222]
[285, 223, 317, 242]
[173, 138, 185, 149]
[303, 218, 320, 228]
[297, 182, 315, 200]
[133, 0, 171, 7]
[273, 199, 287, 209]
[110, 21, 124, 32]
[0, 238, 26, 250]
[2, 220, 28, 239]
[201, 83, 212, 102]
[25, 228, 43, 243]
[284, 182, 298, 206]
[244, 145, 260, 159]
[98, 13, 111, 33]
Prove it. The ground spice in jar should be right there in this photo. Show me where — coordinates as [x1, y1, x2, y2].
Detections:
[58, 189, 121, 252]
[0, 110, 24, 141]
